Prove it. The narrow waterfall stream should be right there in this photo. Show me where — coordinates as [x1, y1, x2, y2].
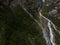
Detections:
[39, 12, 56, 45]
[20, 0, 60, 45]
[48, 21, 56, 45]
[39, 11, 60, 45]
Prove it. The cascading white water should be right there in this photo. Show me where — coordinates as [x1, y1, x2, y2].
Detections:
[39, 11, 60, 45]
[48, 21, 56, 45]
[22, 7, 51, 45]
[39, 12, 56, 45]
[21, 2, 60, 45]
[38, 12, 51, 45]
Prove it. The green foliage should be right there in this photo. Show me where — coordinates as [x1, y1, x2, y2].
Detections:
[0, 5, 46, 45]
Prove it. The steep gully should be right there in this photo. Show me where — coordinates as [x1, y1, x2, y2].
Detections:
[20, 1, 60, 45]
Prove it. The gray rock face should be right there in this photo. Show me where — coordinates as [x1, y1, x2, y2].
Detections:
[48, 9, 58, 15]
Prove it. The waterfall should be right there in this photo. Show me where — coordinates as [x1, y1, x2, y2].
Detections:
[48, 21, 56, 45]
[21, 2, 60, 45]
[39, 10, 60, 45]
[39, 12, 56, 45]
[22, 7, 51, 45]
